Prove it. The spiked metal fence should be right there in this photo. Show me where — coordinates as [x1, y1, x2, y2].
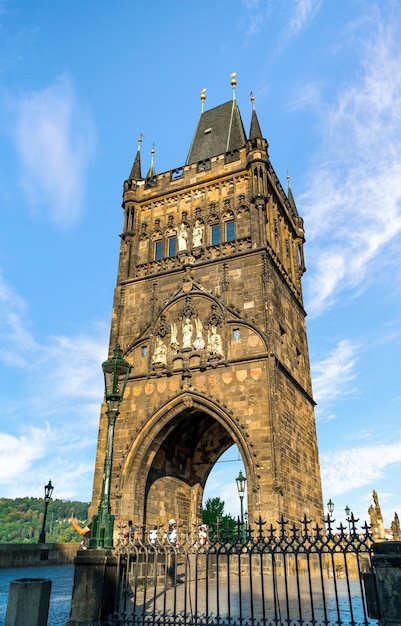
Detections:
[103, 515, 377, 626]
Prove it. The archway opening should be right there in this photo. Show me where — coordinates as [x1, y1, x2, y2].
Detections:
[142, 405, 247, 530]
[202, 444, 246, 519]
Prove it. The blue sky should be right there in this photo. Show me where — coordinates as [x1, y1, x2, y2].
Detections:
[0, 0, 400, 530]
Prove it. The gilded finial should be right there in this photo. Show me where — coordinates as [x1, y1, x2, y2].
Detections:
[286, 171, 291, 191]
[250, 91, 255, 110]
[230, 72, 237, 100]
[200, 88, 207, 113]
[137, 133, 144, 151]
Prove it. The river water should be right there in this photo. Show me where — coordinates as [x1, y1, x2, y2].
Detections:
[0, 564, 74, 626]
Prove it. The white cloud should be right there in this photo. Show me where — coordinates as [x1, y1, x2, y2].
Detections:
[321, 440, 401, 496]
[286, 0, 322, 40]
[0, 270, 108, 497]
[301, 12, 401, 315]
[0, 270, 39, 366]
[33, 332, 107, 402]
[0, 424, 97, 499]
[12, 75, 95, 228]
[0, 427, 50, 482]
[241, 0, 321, 43]
[0, 323, 107, 497]
[312, 339, 358, 419]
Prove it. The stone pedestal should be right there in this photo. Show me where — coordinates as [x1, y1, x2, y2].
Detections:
[372, 541, 401, 625]
[66, 549, 118, 625]
[5, 578, 51, 626]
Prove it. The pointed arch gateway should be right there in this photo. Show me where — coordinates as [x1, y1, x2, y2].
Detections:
[119, 391, 257, 530]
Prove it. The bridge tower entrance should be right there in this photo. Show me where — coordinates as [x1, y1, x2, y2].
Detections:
[89, 81, 323, 537]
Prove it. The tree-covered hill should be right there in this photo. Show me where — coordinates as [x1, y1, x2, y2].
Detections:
[0, 497, 89, 544]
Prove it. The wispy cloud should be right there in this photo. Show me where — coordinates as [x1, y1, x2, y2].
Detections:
[10, 75, 95, 228]
[0, 271, 108, 498]
[241, 0, 321, 43]
[321, 439, 401, 496]
[312, 339, 358, 420]
[286, 0, 322, 40]
[0, 427, 50, 482]
[300, 11, 401, 315]
[0, 270, 38, 366]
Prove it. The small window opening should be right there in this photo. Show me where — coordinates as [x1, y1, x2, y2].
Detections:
[233, 328, 240, 341]
[154, 240, 163, 260]
[211, 224, 220, 245]
[225, 220, 235, 242]
[141, 346, 148, 357]
[168, 236, 177, 257]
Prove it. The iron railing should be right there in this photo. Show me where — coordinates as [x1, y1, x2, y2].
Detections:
[107, 516, 377, 626]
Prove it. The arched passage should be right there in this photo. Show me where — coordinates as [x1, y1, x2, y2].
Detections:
[119, 392, 256, 531]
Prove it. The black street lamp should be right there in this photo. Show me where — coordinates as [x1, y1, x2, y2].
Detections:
[345, 505, 351, 534]
[236, 470, 247, 541]
[89, 344, 131, 549]
[38, 480, 54, 543]
[327, 499, 335, 517]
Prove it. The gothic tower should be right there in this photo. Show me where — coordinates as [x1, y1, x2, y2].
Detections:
[89, 79, 324, 535]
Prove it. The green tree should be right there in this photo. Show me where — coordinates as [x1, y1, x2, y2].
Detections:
[202, 497, 237, 541]
[0, 497, 90, 543]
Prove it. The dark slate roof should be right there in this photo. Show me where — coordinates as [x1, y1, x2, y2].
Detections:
[249, 108, 263, 140]
[287, 186, 299, 217]
[186, 100, 247, 165]
[129, 148, 142, 180]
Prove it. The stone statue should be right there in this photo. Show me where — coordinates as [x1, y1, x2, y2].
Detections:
[182, 317, 193, 350]
[208, 325, 222, 356]
[368, 489, 386, 541]
[391, 512, 401, 541]
[152, 337, 167, 366]
[177, 223, 188, 251]
[193, 317, 205, 350]
[192, 220, 203, 247]
[170, 322, 180, 354]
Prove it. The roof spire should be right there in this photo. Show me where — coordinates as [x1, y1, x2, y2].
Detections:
[145, 144, 157, 186]
[129, 133, 144, 180]
[200, 88, 207, 113]
[248, 93, 263, 141]
[286, 170, 299, 216]
[230, 72, 237, 101]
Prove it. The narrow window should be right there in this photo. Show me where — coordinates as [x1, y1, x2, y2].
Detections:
[233, 328, 240, 341]
[141, 346, 147, 357]
[168, 236, 177, 257]
[225, 220, 235, 242]
[154, 240, 163, 260]
[211, 224, 220, 245]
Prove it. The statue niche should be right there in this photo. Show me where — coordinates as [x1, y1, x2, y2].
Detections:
[152, 337, 167, 367]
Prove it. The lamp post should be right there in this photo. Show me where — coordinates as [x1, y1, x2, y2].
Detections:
[325, 498, 335, 533]
[38, 480, 54, 543]
[345, 505, 351, 534]
[236, 470, 247, 541]
[89, 344, 131, 549]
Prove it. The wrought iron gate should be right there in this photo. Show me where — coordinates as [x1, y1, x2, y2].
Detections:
[107, 516, 377, 626]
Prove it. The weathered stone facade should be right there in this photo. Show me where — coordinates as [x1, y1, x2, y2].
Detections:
[89, 91, 324, 536]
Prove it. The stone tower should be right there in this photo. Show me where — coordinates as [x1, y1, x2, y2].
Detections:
[89, 80, 324, 535]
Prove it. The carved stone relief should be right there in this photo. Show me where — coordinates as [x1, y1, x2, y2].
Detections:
[150, 299, 225, 372]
